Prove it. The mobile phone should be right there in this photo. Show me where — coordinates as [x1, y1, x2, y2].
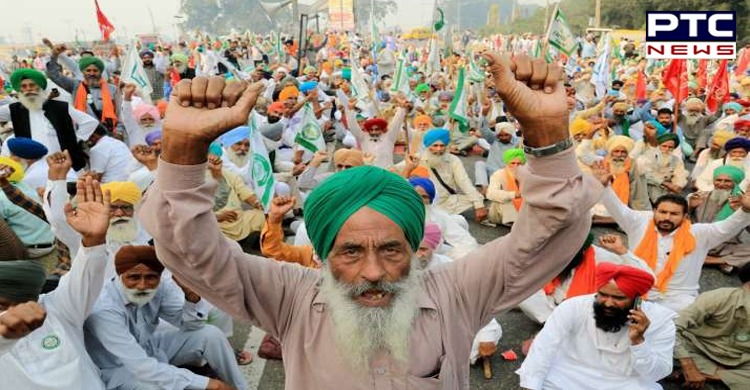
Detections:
[633, 296, 642, 310]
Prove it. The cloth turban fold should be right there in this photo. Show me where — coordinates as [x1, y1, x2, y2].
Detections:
[8, 137, 48, 159]
[78, 56, 105, 72]
[724, 137, 750, 152]
[413, 115, 432, 127]
[421, 223, 442, 251]
[656, 133, 680, 146]
[734, 119, 750, 130]
[115, 245, 165, 275]
[0, 260, 46, 302]
[267, 102, 284, 114]
[145, 130, 163, 146]
[133, 104, 161, 124]
[409, 177, 435, 203]
[647, 120, 668, 136]
[305, 166, 425, 260]
[595, 262, 655, 299]
[279, 86, 299, 101]
[414, 83, 430, 94]
[101, 182, 142, 205]
[612, 102, 629, 112]
[606, 135, 635, 154]
[422, 128, 450, 147]
[713, 165, 745, 184]
[220, 126, 250, 147]
[502, 148, 526, 164]
[11, 68, 47, 91]
[569, 119, 592, 137]
[333, 149, 365, 167]
[170, 53, 188, 64]
[0, 156, 25, 183]
[723, 102, 743, 113]
[495, 122, 515, 135]
[299, 81, 318, 93]
[363, 118, 388, 132]
[712, 130, 734, 147]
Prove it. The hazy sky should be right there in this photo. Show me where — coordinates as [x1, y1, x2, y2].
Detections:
[3, 0, 550, 44]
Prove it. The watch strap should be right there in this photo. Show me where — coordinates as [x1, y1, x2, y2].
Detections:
[523, 138, 574, 158]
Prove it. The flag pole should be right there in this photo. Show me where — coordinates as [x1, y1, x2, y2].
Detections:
[542, 2, 558, 60]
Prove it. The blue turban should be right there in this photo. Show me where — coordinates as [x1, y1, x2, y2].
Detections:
[208, 142, 223, 157]
[725, 137, 750, 152]
[648, 120, 668, 137]
[145, 130, 162, 146]
[7, 137, 48, 159]
[220, 126, 250, 147]
[341, 67, 352, 81]
[299, 81, 318, 93]
[422, 128, 451, 147]
[139, 50, 154, 58]
[409, 177, 435, 203]
[304, 166, 425, 260]
[723, 102, 743, 113]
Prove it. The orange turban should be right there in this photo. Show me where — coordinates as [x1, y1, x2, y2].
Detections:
[115, 245, 165, 275]
[595, 262, 654, 299]
[279, 86, 300, 102]
[413, 115, 432, 127]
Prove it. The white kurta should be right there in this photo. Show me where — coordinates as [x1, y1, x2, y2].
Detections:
[601, 187, 750, 312]
[0, 103, 98, 157]
[88, 136, 136, 183]
[345, 107, 406, 168]
[517, 295, 676, 390]
[0, 245, 108, 390]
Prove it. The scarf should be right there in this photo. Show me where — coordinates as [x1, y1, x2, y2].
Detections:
[716, 186, 742, 221]
[633, 219, 696, 292]
[605, 158, 632, 205]
[504, 167, 522, 211]
[74, 80, 117, 128]
[543, 246, 597, 299]
[622, 117, 630, 137]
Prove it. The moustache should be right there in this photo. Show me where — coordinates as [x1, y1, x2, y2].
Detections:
[346, 280, 403, 299]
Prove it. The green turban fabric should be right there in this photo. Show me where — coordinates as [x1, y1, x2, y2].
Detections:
[304, 166, 425, 260]
[414, 83, 430, 94]
[170, 53, 189, 64]
[656, 133, 680, 147]
[502, 148, 526, 164]
[10, 68, 47, 91]
[713, 165, 745, 184]
[0, 260, 46, 302]
[78, 56, 105, 72]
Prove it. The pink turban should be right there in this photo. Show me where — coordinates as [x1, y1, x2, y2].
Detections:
[595, 262, 654, 299]
[421, 223, 442, 251]
[132, 104, 161, 125]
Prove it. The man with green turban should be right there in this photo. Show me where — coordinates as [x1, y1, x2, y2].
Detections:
[639, 131, 689, 203]
[1, 176, 111, 389]
[169, 52, 195, 80]
[138, 51, 602, 388]
[689, 165, 750, 272]
[46, 44, 121, 133]
[485, 148, 526, 226]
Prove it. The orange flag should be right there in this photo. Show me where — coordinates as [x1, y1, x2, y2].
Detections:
[735, 47, 750, 77]
[706, 59, 730, 114]
[635, 70, 647, 100]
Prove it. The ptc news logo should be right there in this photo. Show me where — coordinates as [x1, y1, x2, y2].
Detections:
[646, 11, 736, 59]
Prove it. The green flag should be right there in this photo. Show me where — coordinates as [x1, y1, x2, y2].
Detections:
[246, 113, 276, 212]
[434, 8, 445, 32]
[294, 104, 326, 153]
[546, 7, 578, 57]
[449, 67, 470, 133]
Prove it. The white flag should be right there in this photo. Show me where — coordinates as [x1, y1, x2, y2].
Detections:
[294, 103, 326, 153]
[591, 34, 611, 99]
[246, 112, 276, 212]
[121, 42, 153, 105]
[390, 57, 411, 96]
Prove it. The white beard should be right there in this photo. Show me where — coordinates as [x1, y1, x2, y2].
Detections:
[226, 147, 250, 167]
[726, 157, 746, 169]
[424, 151, 449, 169]
[119, 279, 157, 306]
[609, 158, 628, 174]
[18, 90, 49, 111]
[683, 113, 701, 126]
[319, 261, 421, 372]
[107, 217, 140, 244]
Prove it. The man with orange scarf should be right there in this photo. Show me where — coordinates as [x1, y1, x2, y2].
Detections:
[46, 55, 122, 134]
[593, 135, 650, 223]
[486, 148, 525, 226]
[596, 164, 750, 312]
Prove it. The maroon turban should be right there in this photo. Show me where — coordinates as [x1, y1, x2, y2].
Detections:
[115, 245, 165, 275]
[363, 118, 388, 132]
[595, 262, 654, 298]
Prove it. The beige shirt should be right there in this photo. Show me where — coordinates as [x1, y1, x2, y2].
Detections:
[138, 148, 601, 389]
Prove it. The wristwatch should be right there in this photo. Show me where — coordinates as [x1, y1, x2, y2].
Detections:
[523, 138, 574, 158]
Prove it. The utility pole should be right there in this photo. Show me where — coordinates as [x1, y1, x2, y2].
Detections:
[595, 0, 601, 28]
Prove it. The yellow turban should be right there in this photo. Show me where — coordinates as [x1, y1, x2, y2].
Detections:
[741, 77, 750, 87]
[606, 135, 635, 154]
[333, 149, 365, 167]
[570, 118, 592, 137]
[712, 130, 734, 147]
[279, 86, 300, 102]
[413, 115, 432, 127]
[101, 182, 142, 205]
[612, 102, 629, 112]
[0, 156, 25, 183]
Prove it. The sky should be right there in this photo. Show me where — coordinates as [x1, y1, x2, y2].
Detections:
[2, 0, 551, 44]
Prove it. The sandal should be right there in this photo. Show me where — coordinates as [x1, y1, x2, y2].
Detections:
[235, 349, 253, 365]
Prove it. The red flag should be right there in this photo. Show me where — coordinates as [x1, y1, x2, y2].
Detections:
[662, 59, 688, 104]
[635, 70, 647, 100]
[735, 47, 750, 77]
[696, 59, 708, 90]
[95, 0, 115, 42]
[705, 59, 730, 114]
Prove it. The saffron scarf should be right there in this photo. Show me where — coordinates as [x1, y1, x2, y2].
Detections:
[504, 167, 523, 211]
[605, 158, 632, 205]
[74, 80, 117, 128]
[633, 219, 696, 292]
[543, 246, 597, 299]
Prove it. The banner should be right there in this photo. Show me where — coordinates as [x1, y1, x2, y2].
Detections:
[294, 104, 326, 153]
[121, 42, 153, 104]
[246, 112, 276, 212]
[328, 0, 355, 31]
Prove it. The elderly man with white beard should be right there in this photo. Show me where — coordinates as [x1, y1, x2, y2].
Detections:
[417, 128, 489, 222]
[679, 98, 721, 158]
[695, 137, 750, 193]
[592, 136, 651, 223]
[42, 151, 150, 273]
[0, 69, 98, 171]
[137, 52, 603, 389]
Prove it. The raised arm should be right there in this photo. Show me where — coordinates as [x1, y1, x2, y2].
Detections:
[45, 55, 76, 93]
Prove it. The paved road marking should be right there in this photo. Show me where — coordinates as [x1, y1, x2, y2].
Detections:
[239, 327, 267, 389]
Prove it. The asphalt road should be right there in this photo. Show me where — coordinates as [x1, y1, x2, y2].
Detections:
[229, 154, 738, 390]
